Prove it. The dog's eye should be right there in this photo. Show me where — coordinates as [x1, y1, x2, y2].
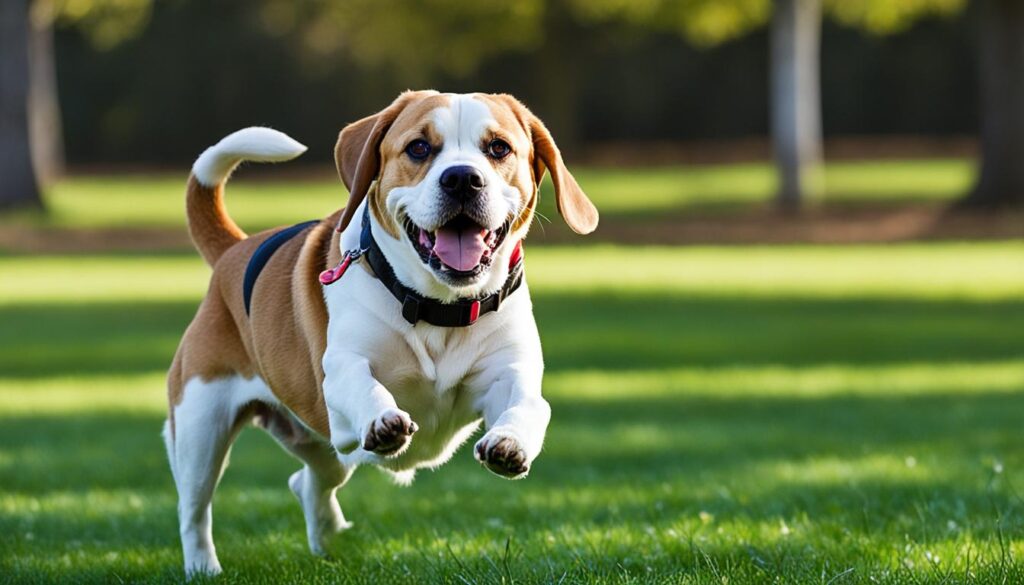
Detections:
[487, 139, 512, 160]
[405, 139, 432, 161]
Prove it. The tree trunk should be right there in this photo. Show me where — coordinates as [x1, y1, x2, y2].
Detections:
[0, 0, 43, 211]
[28, 7, 64, 184]
[962, 0, 1024, 209]
[770, 0, 823, 212]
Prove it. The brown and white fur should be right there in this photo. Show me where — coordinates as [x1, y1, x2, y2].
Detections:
[164, 91, 598, 577]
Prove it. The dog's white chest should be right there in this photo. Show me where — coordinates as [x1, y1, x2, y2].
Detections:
[403, 324, 475, 385]
[367, 326, 484, 469]
[323, 267, 540, 474]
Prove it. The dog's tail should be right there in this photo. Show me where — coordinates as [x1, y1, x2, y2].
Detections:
[187, 127, 307, 265]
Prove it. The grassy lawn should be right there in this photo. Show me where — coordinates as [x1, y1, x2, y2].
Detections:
[1, 238, 1023, 583]
[1, 158, 975, 231]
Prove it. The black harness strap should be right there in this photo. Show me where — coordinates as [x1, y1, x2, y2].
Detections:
[359, 207, 524, 327]
[243, 220, 319, 315]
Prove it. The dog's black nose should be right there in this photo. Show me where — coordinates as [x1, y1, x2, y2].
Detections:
[439, 165, 486, 202]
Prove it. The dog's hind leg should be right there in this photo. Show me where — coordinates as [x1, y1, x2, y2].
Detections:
[254, 403, 354, 556]
[169, 375, 264, 578]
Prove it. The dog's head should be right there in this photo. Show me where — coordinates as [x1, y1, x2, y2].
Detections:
[334, 91, 598, 300]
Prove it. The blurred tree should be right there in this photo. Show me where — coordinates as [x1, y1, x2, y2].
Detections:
[1, 0, 43, 211]
[9, 0, 1008, 213]
[567, 0, 965, 211]
[827, 0, 964, 32]
[961, 0, 1024, 208]
[50, 0, 151, 48]
[241, 0, 569, 144]
[264, 0, 544, 82]
[567, 0, 770, 48]
[29, 0, 64, 185]
[827, 0, 1023, 208]
[40, 0, 151, 173]
[257, 0, 600, 146]
[0, 0, 150, 213]
[771, 0, 823, 211]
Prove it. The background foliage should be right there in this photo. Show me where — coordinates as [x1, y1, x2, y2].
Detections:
[52, 0, 978, 164]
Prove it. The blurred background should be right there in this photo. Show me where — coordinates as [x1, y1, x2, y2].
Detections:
[1, 1, 1023, 583]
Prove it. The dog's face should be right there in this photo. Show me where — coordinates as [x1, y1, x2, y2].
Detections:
[335, 91, 597, 297]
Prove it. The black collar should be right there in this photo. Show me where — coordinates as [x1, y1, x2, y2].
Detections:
[359, 208, 524, 327]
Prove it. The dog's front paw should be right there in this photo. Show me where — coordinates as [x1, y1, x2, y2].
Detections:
[474, 431, 530, 479]
[363, 409, 418, 457]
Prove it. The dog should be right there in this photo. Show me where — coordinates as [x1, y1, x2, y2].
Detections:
[163, 90, 598, 577]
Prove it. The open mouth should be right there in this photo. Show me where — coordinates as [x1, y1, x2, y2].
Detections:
[405, 215, 509, 278]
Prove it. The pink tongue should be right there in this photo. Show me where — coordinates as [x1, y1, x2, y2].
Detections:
[433, 227, 487, 271]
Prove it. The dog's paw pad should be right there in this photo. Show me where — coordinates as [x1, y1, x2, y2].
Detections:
[474, 433, 529, 479]
[363, 409, 418, 457]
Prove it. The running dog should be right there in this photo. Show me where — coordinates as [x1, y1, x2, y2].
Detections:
[164, 90, 598, 576]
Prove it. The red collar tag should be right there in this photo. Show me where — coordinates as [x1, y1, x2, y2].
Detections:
[319, 252, 354, 285]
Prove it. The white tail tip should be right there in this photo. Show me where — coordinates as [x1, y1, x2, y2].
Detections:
[192, 127, 307, 186]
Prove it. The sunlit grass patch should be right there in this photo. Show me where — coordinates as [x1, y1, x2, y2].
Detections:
[38, 175, 345, 230]
[2, 159, 975, 232]
[0, 255, 209, 305]
[545, 361, 1024, 401]
[3, 242, 1021, 305]
[8, 360, 1018, 419]
[525, 242, 1024, 301]
[0, 374, 167, 414]
[567, 159, 972, 216]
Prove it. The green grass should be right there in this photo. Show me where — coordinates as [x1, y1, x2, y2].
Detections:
[1, 241, 1022, 583]
[3, 158, 974, 231]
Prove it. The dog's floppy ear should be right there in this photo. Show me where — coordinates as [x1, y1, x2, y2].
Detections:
[502, 97, 598, 235]
[530, 117, 598, 234]
[333, 91, 430, 232]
